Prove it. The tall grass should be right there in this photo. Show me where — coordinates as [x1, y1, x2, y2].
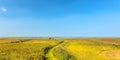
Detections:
[0, 38, 120, 60]
[65, 39, 120, 60]
[0, 39, 60, 60]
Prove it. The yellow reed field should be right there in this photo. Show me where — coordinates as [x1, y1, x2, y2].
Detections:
[65, 38, 120, 60]
[0, 38, 20, 43]
[0, 38, 60, 60]
[0, 38, 120, 60]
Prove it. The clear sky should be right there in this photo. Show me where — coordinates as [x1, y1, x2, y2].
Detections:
[0, 0, 120, 37]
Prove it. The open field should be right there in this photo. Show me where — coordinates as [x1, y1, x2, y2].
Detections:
[0, 38, 61, 60]
[0, 38, 120, 60]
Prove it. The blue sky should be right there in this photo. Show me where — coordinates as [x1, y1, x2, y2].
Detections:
[0, 0, 120, 37]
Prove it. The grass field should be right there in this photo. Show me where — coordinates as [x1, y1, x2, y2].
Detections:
[0, 38, 120, 60]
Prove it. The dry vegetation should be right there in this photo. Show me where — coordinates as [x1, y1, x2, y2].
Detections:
[65, 38, 120, 60]
[0, 38, 60, 60]
[0, 38, 120, 60]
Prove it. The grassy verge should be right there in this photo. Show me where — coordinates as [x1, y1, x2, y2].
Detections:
[52, 41, 76, 60]
[45, 41, 64, 60]
[53, 47, 76, 60]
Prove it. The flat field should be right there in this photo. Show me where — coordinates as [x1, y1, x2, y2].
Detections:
[0, 38, 120, 60]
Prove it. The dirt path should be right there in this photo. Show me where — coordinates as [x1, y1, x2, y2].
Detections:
[45, 41, 65, 60]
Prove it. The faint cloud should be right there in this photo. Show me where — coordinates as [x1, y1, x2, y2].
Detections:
[1, 7, 7, 12]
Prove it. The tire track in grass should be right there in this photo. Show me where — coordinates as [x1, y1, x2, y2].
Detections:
[45, 41, 64, 60]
